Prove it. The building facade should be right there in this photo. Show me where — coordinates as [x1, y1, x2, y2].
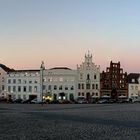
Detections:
[43, 67, 77, 101]
[6, 70, 41, 101]
[0, 64, 14, 99]
[100, 61, 128, 100]
[77, 52, 100, 102]
[5, 52, 101, 101]
[127, 73, 140, 99]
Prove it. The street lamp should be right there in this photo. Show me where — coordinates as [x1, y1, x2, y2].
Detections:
[40, 61, 45, 106]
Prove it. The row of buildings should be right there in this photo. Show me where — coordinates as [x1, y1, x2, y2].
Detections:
[0, 52, 140, 102]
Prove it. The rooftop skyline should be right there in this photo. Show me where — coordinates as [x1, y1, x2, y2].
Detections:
[0, 0, 140, 73]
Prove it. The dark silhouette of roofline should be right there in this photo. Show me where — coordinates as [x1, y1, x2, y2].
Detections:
[0, 64, 15, 72]
[49, 67, 72, 70]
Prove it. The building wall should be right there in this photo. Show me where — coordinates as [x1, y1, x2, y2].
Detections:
[77, 53, 100, 100]
[100, 61, 128, 98]
[0, 68, 7, 99]
[6, 70, 41, 101]
[128, 83, 139, 98]
[43, 68, 77, 100]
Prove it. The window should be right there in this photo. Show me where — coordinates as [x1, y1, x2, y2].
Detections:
[86, 83, 90, 89]
[54, 85, 57, 90]
[48, 85, 51, 90]
[87, 74, 90, 80]
[71, 86, 74, 90]
[2, 85, 4, 90]
[43, 85, 46, 90]
[8, 79, 11, 84]
[82, 92, 84, 96]
[78, 92, 81, 96]
[82, 83, 84, 89]
[29, 80, 32, 84]
[80, 74, 83, 79]
[13, 79, 16, 84]
[34, 80, 38, 83]
[18, 86, 21, 92]
[23, 80, 27, 84]
[34, 86, 37, 92]
[29, 86, 32, 92]
[2, 77, 4, 82]
[13, 86, 16, 92]
[23, 86, 27, 92]
[8, 86, 11, 92]
[92, 84, 95, 89]
[131, 86, 134, 90]
[59, 85, 62, 90]
[96, 84, 98, 89]
[18, 79, 21, 84]
[96, 93, 98, 96]
[94, 75, 96, 79]
[78, 84, 81, 89]
[65, 86, 68, 90]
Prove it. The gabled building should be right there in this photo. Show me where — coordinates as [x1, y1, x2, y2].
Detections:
[127, 73, 140, 99]
[77, 52, 100, 102]
[0, 64, 14, 99]
[100, 61, 128, 100]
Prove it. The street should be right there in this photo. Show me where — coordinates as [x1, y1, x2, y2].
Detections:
[0, 103, 140, 140]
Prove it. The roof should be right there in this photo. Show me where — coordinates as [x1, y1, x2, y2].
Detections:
[127, 73, 140, 84]
[0, 64, 15, 72]
[49, 67, 71, 70]
[8, 69, 40, 73]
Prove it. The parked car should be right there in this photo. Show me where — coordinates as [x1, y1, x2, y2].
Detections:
[97, 99, 109, 104]
[76, 97, 88, 104]
[12, 99, 23, 103]
[22, 99, 32, 104]
[30, 98, 46, 104]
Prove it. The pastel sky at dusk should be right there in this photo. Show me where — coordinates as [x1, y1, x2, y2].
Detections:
[0, 0, 140, 73]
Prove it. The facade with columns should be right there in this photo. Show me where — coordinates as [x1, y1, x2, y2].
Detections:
[5, 52, 100, 101]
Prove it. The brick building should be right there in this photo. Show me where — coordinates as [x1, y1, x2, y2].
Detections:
[100, 61, 128, 100]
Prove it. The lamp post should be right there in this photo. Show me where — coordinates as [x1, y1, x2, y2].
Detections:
[40, 61, 45, 106]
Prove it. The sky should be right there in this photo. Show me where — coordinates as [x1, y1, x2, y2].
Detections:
[0, 0, 140, 73]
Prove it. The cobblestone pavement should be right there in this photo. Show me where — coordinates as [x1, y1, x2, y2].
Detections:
[0, 103, 140, 140]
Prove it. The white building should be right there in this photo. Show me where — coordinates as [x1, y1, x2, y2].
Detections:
[0, 64, 13, 99]
[43, 67, 77, 101]
[127, 73, 140, 100]
[6, 70, 41, 101]
[5, 52, 100, 101]
[77, 52, 100, 102]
